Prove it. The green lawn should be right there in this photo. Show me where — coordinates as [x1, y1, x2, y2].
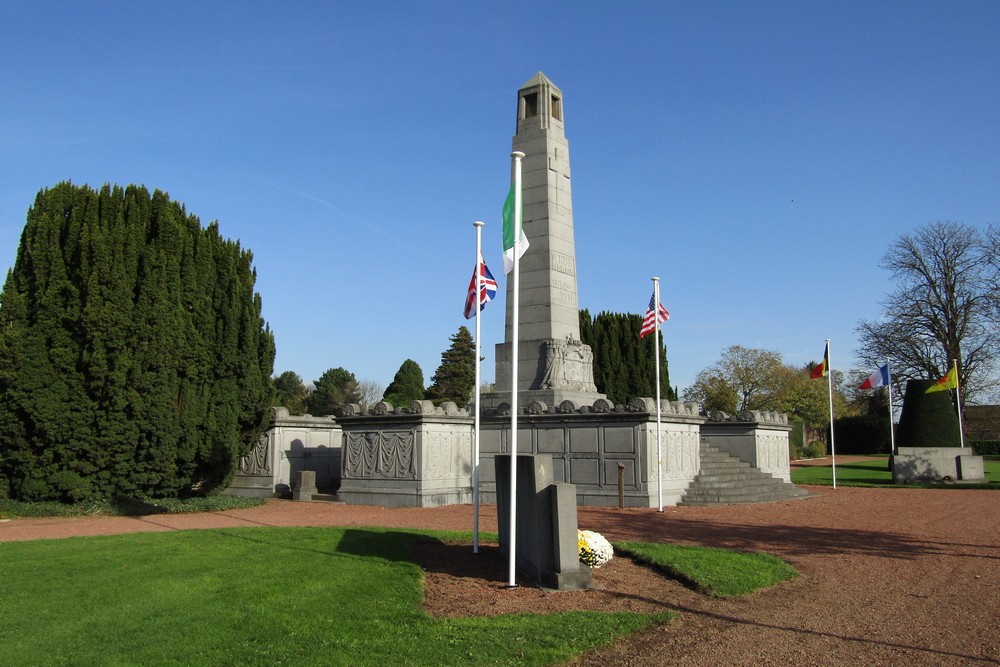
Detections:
[791, 456, 1000, 488]
[1, 527, 662, 666]
[614, 542, 797, 597]
[0, 525, 801, 666]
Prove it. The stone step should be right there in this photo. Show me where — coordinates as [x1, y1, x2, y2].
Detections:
[679, 441, 809, 506]
[681, 490, 809, 506]
[684, 482, 805, 498]
[691, 477, 789, 489]
[694, 471, 773, 483]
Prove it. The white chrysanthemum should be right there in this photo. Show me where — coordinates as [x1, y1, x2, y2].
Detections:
[578, 529, 614, 568]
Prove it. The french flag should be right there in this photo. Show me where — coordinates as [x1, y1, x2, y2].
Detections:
[859, 364, 889, 390]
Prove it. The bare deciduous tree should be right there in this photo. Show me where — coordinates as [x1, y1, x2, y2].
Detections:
[355, 379, 384, 411]
[856, 221, 999, 402]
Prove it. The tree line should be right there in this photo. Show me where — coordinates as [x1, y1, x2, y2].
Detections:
[684, 221, 998, 454]
[273, 326, 478, 415]
[2, 180, 990, 501]
[274, 312, 676, 415]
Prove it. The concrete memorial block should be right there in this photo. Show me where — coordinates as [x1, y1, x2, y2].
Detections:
[700, 410, 793, 482]
[292, 470, 318, 501]
[495, 454, 592, 590]
[228, 407, 341, 498]
[337, 401, 474, 507]
[893, 447, 985, 483]
[480, 398, 706, 508]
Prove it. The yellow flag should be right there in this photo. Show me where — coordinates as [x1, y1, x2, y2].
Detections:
[925, 366, 959, 393]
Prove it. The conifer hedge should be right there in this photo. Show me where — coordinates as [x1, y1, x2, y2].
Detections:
[896, 379, 962, 448]
[579, 309, 675, 405]
[0, 183, 275, 501]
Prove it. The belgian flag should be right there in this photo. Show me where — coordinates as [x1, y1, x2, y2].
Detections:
[810, 344, 829, 379]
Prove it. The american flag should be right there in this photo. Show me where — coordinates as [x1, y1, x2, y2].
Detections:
[639, 291, 670, 338]
[464, 254, 498, 319]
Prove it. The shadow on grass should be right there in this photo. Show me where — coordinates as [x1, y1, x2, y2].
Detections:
[201, 525, 448, 565]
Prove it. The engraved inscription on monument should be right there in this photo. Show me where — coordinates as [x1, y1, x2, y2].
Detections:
[550, 251, 576, 276]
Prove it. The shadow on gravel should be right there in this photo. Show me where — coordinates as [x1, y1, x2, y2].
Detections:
[580, 513, 952, 560]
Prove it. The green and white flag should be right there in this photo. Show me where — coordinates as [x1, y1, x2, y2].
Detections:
[502, 183, 529, 274]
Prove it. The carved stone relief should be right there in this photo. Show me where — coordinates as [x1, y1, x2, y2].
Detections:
[344, 431, 415, 479]
[425, 431, 466, 479]
[238, 432, 271, 476]
[539, 338, 598, 392]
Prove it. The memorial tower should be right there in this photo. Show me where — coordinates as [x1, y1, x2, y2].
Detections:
[492, 72, 604, 408]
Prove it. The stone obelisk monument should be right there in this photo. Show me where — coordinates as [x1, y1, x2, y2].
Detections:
[491, 72, 605, 409]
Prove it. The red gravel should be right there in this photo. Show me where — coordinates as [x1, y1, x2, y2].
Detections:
[2, 482, 998, 665]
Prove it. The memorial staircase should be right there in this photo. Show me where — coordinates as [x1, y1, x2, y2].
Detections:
[679, 441, 810, 506]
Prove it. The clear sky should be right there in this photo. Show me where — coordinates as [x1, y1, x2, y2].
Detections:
[2, 1, 998, 396]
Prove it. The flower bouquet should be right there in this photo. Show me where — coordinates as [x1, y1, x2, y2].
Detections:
[578, 529, 614, 568]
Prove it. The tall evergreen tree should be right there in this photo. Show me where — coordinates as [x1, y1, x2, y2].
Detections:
[273, 371, 309, 414]
[307, 367, 360, 416]
[579, 310, 674, 405]
[426, 326, 476, 405]
[0, 183, 275, 501]
[382, 359, 425, 407]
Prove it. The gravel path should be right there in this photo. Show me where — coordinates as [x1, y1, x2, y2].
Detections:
[2, 483, 998, 665]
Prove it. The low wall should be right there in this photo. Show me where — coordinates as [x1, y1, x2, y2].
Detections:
[699, 410, 793, 482]
[479, 397, 705, 508]
[228, 407, 342, 498]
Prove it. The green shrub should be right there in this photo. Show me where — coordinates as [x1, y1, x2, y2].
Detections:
[834, 414, 892, 454]
[802, 440, 827, 458]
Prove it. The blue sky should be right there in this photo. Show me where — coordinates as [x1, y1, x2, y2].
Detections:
[2, 1, 998, 395]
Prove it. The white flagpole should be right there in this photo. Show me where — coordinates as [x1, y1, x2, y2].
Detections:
[507, 150, 525, 589]
[472, 220, 484, 554]
[826, 339, 837, 489]
[953, 359, 966, 448]
[886, 359, 896, 456]
[652, 277, 663, 513]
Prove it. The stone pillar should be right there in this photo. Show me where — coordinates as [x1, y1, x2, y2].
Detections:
[489, 72, 605, 409]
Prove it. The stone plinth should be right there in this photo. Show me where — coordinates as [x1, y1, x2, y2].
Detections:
[336, 401, 473, 507]
[292, 470, 318, 501]
[893, 447, 985, 483]
[700, 410, 794, 482]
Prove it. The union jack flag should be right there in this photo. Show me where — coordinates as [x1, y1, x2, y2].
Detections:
[639, 292, 670, 338]
[464, 254, 498, 319]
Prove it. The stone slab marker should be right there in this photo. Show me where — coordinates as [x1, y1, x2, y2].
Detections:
[495, 453, 592, 590]
[292, 470, 317, 501]
[490, 72, 606, 409]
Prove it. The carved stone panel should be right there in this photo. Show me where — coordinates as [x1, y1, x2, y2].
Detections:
[344, 431, 416, 480]
[238, 432, 271, 476]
